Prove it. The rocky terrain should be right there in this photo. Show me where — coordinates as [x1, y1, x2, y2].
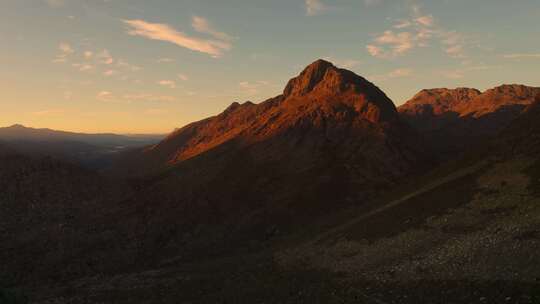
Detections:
[1, 61, 540, 303]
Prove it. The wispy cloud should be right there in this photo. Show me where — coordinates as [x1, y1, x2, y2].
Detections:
[98, 91, 176, 103]
[503, 53, 540, 59]
[178, 73, 189, 81]
[31, 108, 66, 116]
[238, 80, 271, 96]
[157, 80, 177, 89]
[97, 49, 114, 65]
[53, 42, 74, 63]
[72, 63, 94, 72]
[103, 69, 118, 77]
[322, 56, 361, 69]
[305, 0, 328, 16]
[157, 58, 175, 63]
[123, 19, 233, 58]
[439, 65, 499, 79]
[367, 6, 466, 59]
[370, 68, 414, 81]
[192, 16, 234, 42]
[367, 31, 415, 58]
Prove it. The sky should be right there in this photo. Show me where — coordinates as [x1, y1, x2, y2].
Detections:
[0, 0, 539, 134]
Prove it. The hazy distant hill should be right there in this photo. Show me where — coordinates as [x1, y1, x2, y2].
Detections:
[0, 124, 165, 168]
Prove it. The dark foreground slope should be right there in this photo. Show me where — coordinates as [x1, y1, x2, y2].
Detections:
[0, 147, 142, 299]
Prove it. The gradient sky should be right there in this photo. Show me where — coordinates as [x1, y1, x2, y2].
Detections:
[1, 0, 539, 133]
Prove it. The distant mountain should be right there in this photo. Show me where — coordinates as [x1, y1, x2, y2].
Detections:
[0, 124, 164, 146]
[0, 124, 165, 168]
[398, 84, 540, 158]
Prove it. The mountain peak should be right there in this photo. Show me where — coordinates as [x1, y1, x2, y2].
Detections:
[283, 59, 338, 97]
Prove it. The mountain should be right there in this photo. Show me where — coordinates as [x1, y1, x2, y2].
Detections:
[0, 124, 165, 168]
[117, 59, 423, 175]
[107, 59, 428, 258]
[399, 84, 540, 158]
[0, 124, 164, 146]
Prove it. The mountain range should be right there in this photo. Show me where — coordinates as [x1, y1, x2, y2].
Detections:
[0, 124, 165, 168]
[1, 60, 540, 303]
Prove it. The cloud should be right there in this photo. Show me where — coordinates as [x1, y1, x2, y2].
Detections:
[322, 56, 361, 69]
[367, 45, 384, 58]
[440, 31, 466, 58]
[63, 91, 72, 100]
[394, 20, 412, 29]
[157, 58, 175, 63]
[239, 80, 270, 96]
[388, 68, 413, 78]
[305, 0, 328, 16]
[503, 53, 540, 59]
[59, 43, 74, 54]
[72, 63, 94, 72]
[415, 15, 434, 27]
[123, 19, 232, 58]
[367, 6, 466, 59]
[376, 31, 414, 54]
[97, 49, 114, 64]
[53, 42, 74, 63]
[103, 69, 118, 77]
[192, 16, 234, 42]
[440, 65, 498, 79]
[32, 109, 65, 116]
[98, 91, 176, 103]
[116, 59, 141, 71]
[123, 94, 176, 103]
[178, 73, 189, 81]
[97, 91, 114, 102]
[370, 68, 414, 81]
[158, 80, 177, 89]
[367, 31, 414, 58]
